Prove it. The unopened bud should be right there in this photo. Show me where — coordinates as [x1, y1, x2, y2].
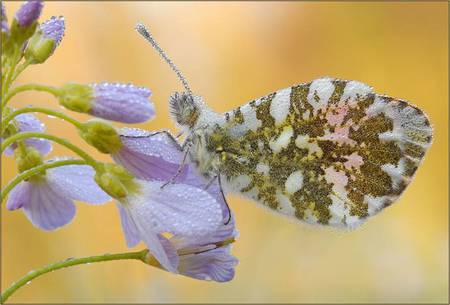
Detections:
[80, 120, 122, 154]
[15, 146, 43, 173]
[94, 163, 138, 199]
[24, 16, 64, 64]
[59, 83, 93, 113]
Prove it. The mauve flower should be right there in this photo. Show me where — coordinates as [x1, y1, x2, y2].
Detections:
[116, 178, 224, 273]
[15, 0, 43, 28]
[40, 16, 64, 46]
[1, 3, 8, 35]
[112, 128, 186, 181]
[25, 16, 65, 63]
[6, 159, 111, 230]
[89, 83, 155, 123]
[114, 128, 238, 280]
[3, 113, 52, 156]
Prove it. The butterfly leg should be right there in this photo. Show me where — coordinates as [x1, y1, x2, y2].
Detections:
[218, 174, 232, 225]
[160, 142, 191, 189]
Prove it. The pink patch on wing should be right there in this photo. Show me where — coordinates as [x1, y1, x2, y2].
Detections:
[326, 106, 348, 126]
[344, 152, 364, 170]
[321, 126, 356, 146]
[324, 167, 348, 197]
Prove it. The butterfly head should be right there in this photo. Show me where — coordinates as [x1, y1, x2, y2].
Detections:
[169, 92, 203, 130]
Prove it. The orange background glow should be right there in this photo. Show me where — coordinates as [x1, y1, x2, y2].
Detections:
[2, 1, 448, 303]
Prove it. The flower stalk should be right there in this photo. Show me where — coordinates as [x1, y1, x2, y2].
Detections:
[1, 132, 98, 168]
[1, 158, 87, 202]
[2, 83, 60, 108]
[0, 249, 149, 303]
[2, 106, 85, 133]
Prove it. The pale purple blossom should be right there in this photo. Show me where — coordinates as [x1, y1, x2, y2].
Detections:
[15, 0, 43, 28]
[114, 128, 238, 281]
[112, 128, 186, 181]
[89, 83, 155, 123]
[1, 3, 8, 35]
[117, 178, 224, 273]
[7, 159, 111, 230]
[40, 16, 65, 47]
[3, 113, 52, 156]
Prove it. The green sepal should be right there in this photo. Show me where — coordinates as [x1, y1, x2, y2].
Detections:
[79, 120, 122, 154]
[59, 83, 93, 113]
[15, 146, 44, 174]
[24, 29, 55, 64]
[94, 163, 139, 199]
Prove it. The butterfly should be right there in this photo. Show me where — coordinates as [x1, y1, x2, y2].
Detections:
[136, 24, 433, 229]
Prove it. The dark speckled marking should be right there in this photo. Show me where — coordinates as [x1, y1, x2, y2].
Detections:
[197, 78, 432, 228]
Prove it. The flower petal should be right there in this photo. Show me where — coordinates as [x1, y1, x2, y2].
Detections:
[116, 203, 140, 247]
[113, 148, 185, 182]
[178, 246, 238, 282]
[22, 179, 76, 230]
[46, 161, 111, 204]
[127, 180, 223, 237]
[6, 181, 32, 210]
[186, 167, 229, 212]
[15, 0, 43, 28]
[89, 83, 155, 123]
[124, 203, 179, 272]
[118, 128, 184, 164]
[113, 129, 188, 181]
[4, 113, 52, 156]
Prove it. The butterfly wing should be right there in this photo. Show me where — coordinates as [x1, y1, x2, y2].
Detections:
[219, 77, 432, 228]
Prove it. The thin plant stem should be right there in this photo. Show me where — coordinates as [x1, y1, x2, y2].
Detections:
[1, 159, 87, 202]
[2, 83, 60, 107]
[1, 132, 99, 169]
[2, 107, 85, 133]
[0, 249, 149, 303]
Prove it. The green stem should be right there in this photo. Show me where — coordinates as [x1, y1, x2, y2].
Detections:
[1, 159, 87, 203]
[2, 83, 60, 107]
[2, 47, 22, 99]
[2, 107, 85, 133]
[1, 132, 98, 169]
[0, 249, 149, 303]
[10, 60, 30, 84]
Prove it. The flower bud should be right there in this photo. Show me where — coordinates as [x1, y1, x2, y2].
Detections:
[89, 83, 154, 123]
[58, 83, 93, 113]
[94, 163, 138, 199]
[10, 0, 43, 43]
[79, 120, 122, 154]
[25, 16, 64, 64]
[15, 146, 43, 173]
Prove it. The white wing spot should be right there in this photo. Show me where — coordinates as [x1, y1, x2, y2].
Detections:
[285, 170, 304, 194]
[269, 126, 293, 153]
[256, 162, 270, 175]
[307, 78, 335, 114]
[275, 191, 296, 215]
[295, 134, 323, 157]
[269, 87, 291, 126]
[340, 80, 373, 106]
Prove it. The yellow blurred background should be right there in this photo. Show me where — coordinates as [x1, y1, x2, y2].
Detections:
[2, 1, 448, 303]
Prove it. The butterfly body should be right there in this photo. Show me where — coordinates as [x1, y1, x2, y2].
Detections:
[170, 77, 432, 228]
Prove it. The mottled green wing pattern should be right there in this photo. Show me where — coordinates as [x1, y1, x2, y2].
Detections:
[214, 77, 432, 228]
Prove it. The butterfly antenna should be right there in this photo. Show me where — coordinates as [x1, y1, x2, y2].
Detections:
[135, 23, 193, 96]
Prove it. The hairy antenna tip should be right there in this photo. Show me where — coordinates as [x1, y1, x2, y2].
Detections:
[135, 23, 148, 36]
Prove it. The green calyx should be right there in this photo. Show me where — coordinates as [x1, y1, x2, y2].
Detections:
[59, 83, 93, 113]
[24, 29, 56, 64]
[15, 146, 44, 174]
[94, 163, 139, 199]
[10, 19, 38, 47]
[80, 120, 122, 154]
